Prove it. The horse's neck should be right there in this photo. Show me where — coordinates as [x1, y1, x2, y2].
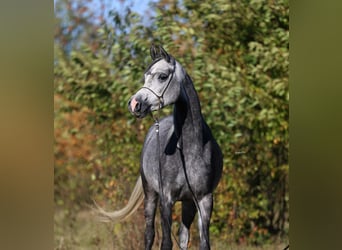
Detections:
[173, 74, 204, 152]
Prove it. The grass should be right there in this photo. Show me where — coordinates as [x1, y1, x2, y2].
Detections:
[54, 208, 288, 250]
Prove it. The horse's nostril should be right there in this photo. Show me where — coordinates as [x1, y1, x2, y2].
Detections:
[135, 102, 141, 112]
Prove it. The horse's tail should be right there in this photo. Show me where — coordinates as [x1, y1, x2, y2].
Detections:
[94, 176, 144, 223]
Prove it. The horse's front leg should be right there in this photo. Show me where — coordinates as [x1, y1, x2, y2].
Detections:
[160, 198, 173, 250]
[197, 193, 213, 250]
[144, 188, 158, 250]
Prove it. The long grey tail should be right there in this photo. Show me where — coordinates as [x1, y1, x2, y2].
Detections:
[95, 176, 144, 223]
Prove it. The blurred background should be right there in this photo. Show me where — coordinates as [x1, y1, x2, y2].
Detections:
[54, 0, 289, 249]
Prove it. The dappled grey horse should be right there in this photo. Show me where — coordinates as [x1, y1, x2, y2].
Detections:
[97, 45, 222, 250]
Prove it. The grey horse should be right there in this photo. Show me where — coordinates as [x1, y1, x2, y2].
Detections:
[97, 45, 223, 250]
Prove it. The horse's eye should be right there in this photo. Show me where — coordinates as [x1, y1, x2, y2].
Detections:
[158, 73, 168, 81]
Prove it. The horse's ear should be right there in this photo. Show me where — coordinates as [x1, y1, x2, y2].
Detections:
[150, 44, 158, 60]
[150, 44, 172, 62]
[159, 46, 171, 63]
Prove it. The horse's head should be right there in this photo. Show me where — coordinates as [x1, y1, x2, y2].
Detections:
[128, 45, 184, 118]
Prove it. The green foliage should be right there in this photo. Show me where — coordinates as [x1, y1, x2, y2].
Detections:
[55, 0, 289, 246]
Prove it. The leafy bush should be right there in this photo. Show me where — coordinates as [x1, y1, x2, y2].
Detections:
[54, 0, 288, 245]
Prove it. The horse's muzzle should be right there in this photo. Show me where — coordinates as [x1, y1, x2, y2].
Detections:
[128, 95, 150, 118]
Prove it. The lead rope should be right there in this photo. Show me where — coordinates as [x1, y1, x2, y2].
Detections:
[151, 105, 182, 249]
[152, 111, 209, 249]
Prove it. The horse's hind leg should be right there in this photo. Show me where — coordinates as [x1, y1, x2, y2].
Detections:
[179, 200, 197, 249]
[144, 188, 158, 250]
[197, 193, 213, 250]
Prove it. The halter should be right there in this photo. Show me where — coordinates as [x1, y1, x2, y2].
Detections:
[140, 58, 176, 109]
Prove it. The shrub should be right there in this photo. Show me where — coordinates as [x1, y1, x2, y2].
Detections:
[54, 0, 289, 244]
